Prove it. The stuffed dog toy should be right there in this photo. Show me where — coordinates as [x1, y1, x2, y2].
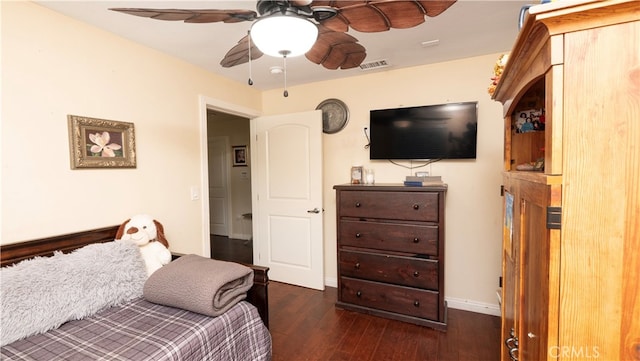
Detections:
[115, 214, 172, 276]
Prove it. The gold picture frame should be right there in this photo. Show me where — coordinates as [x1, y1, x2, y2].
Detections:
[67, 115, 136, 169]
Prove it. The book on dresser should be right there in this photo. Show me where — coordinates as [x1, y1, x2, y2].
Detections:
[403, 180, 445, 187]
[404, 176, 444, 187]
[405, 175, 442, 182]
[333, 183, 447, 330]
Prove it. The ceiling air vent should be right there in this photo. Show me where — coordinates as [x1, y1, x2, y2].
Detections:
[359, 59, 389, 71]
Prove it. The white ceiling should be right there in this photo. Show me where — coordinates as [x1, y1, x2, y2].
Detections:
[35, 1, 529, 91]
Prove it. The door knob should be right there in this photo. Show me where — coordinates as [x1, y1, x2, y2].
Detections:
[307, 208, 320, 214]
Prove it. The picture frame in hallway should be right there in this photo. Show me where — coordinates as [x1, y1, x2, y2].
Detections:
[67, 115, 136, 169]
[232, 145, 248, 167]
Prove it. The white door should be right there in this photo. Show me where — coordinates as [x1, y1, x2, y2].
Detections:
[208, 136, 230, 236]
[253, 110, 324, 290]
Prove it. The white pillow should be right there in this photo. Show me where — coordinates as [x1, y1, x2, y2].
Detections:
[0, 240, 147, 346]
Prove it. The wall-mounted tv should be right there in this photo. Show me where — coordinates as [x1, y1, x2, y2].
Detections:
[369, 101, 478, 160]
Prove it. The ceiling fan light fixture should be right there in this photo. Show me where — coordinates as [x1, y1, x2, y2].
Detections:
[250, 15, 318, 58]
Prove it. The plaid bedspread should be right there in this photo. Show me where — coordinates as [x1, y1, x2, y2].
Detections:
[1, 298, 271, 360]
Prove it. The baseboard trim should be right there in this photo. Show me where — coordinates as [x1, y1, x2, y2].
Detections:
[445, 296, 501, 317]
[229, 232, 252, 241]
[324, 276, 337, 288]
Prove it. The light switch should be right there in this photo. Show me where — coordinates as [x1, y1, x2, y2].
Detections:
[190, 186, 200, 201]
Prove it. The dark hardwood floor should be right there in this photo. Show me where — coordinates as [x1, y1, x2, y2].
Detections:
[269, 282, 500, 361]
[211, 235, 501, 360]
[210, 234, 253, 264]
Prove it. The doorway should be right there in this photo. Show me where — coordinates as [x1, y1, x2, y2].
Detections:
[199, 97, 324, 289]
[206, 109, 253, 264]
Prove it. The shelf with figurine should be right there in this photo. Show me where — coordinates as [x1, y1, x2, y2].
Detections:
[511, 77, 545, 134]
[515, 157, 544, 172]
[505, 77, 546, 171]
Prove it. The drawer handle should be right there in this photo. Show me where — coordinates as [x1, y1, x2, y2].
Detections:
[355, 202, 361, 208]
[413, 271, 419, 277]
[413, 300, 420, 307]
[413, 204, 419, 210]
[356, 291, 362, 297]
[355, 232, 361, 238]
[355, 262, 360, 269]
[413, 237, 419, 243]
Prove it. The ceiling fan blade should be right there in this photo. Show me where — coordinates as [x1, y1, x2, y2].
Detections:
[109, 8, 258, 23]
[220, 35, 264, 68]
[311, 1, 456, 33]
[417, 0, 458, 17]
[306, 26, 366, 70]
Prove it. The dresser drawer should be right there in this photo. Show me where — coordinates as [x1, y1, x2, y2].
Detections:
[339, 220, 438, 256]
[339, 191, 439, 222]
[340, 277, 439, 320]
[339, 250, 439, 290]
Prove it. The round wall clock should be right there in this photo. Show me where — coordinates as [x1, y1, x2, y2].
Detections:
[316, 98, 349, 134]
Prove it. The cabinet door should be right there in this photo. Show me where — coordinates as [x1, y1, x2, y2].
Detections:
[502, 189, 520, 361]
[520, 181, 560, 361]
[504, 176, 561, 361]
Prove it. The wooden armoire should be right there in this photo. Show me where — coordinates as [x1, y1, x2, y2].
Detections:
[492, 1, 639, 360]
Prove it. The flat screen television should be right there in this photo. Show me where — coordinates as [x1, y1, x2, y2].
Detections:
[369, 101, 478, 160]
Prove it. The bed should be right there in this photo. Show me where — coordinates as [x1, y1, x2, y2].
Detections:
[0, 225, 272, 360]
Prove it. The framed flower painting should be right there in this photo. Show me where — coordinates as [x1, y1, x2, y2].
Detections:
[67, 115, 136, 169]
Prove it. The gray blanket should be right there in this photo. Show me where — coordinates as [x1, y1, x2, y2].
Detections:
[143, 254, 254, 317]
[0, 241, 147, 346]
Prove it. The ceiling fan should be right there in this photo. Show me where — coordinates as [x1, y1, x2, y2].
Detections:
[110, 0, 456, 94]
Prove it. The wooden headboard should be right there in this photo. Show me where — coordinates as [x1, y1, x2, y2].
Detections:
[0, 226, 269, 328]
[1, 226, 119, 267]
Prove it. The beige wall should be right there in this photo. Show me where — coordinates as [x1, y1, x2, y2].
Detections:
[3, 1, 506, 314]
[261, 54, 505, 313]
[1, 2, 261, 255]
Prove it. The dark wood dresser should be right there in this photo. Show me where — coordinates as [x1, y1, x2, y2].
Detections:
[333, 184, 447, 330]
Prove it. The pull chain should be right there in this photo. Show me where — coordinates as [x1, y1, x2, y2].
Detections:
[282, 51, 289, 97]
[247, 31, 253, 86]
